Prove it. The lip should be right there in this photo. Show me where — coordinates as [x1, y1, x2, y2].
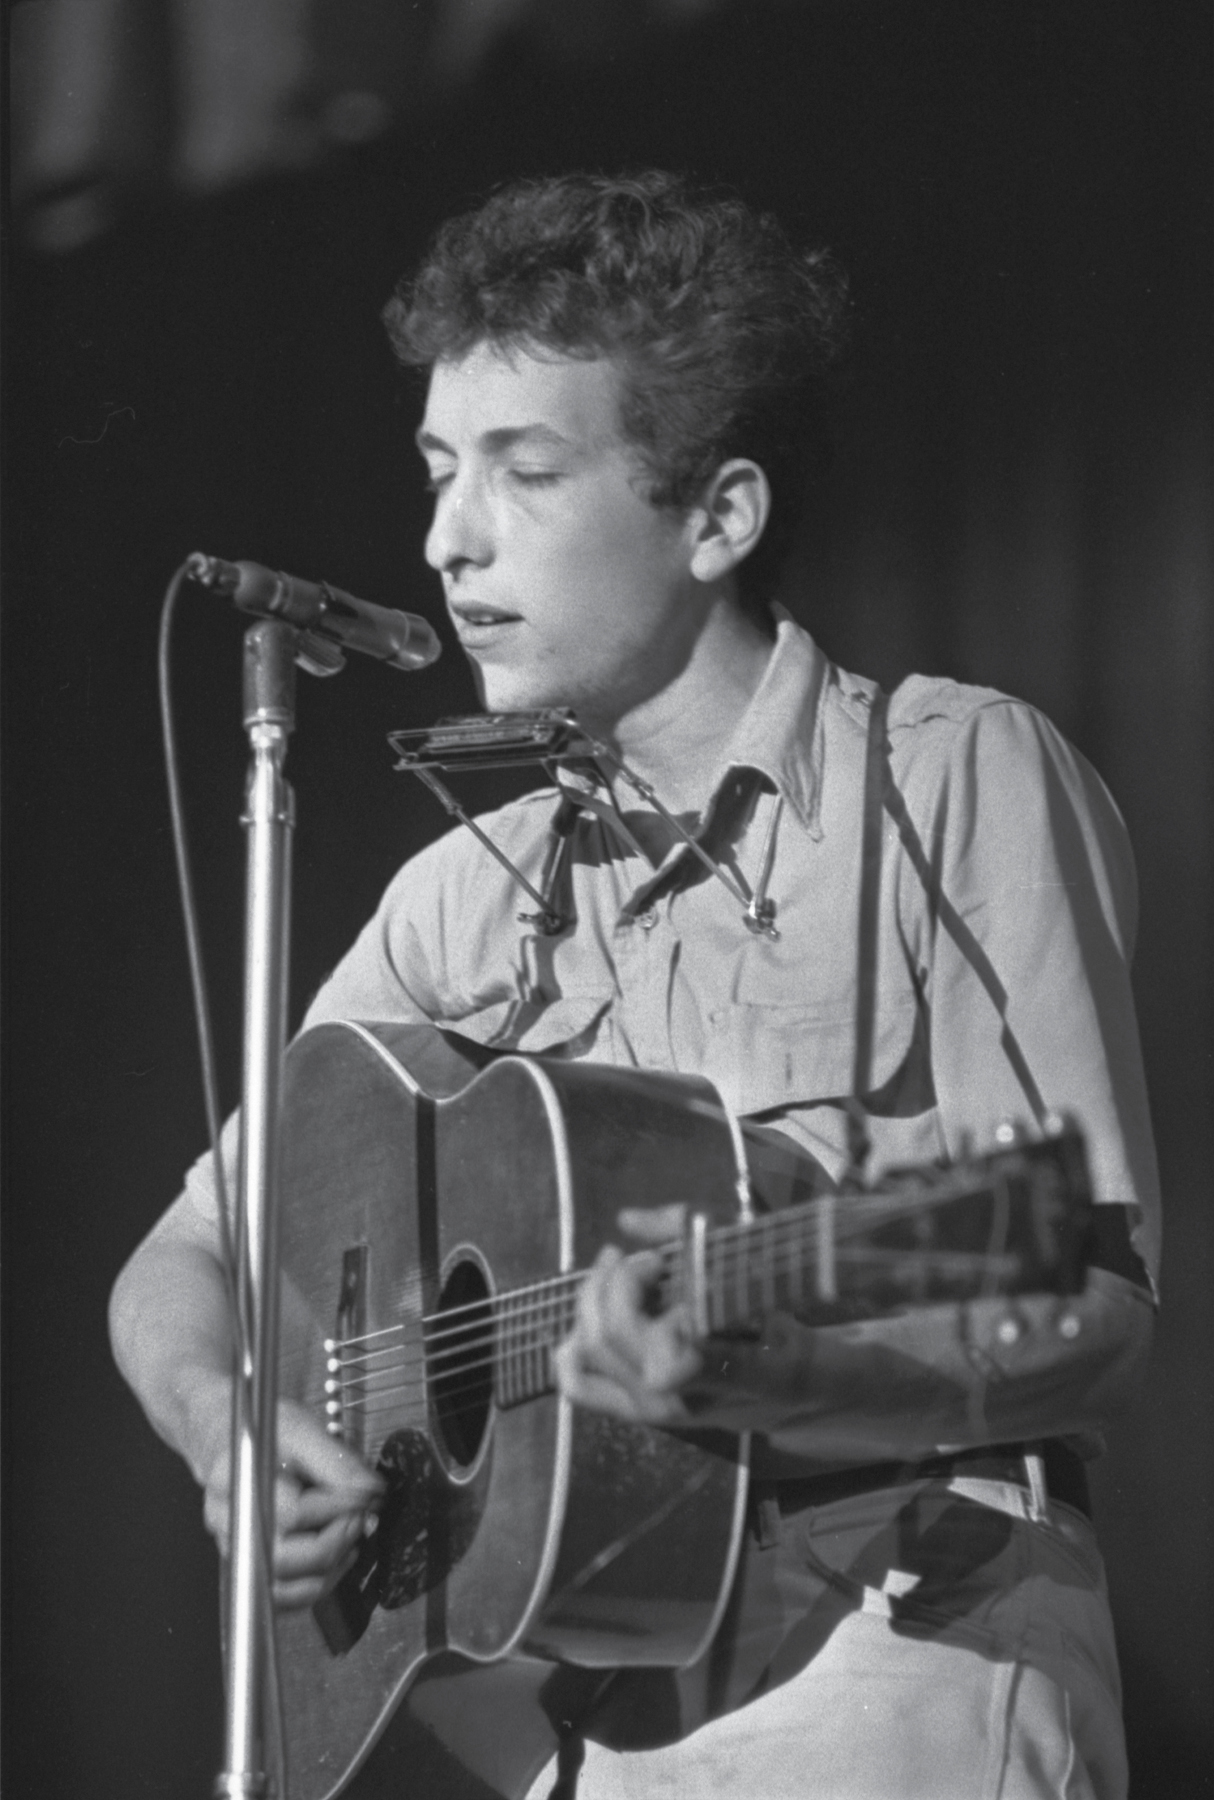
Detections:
[454, 621, 519, 652]
[449, 601, 523, 647]
[449, 600, 521, 625]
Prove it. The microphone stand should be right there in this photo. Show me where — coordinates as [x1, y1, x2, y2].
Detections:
[216, 620, 297, 1799]
[177, 548, 437, 1796]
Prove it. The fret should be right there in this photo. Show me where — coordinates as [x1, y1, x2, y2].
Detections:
[491, 1299, 502, 1408]
[529, 1292, 544, 1397]
[480, 1128, 1086, 1408]
[519, 1293, 531, 1402]
[815, 1196, 837, 1303]
[512, 1291, 525, 1402]
[710, 1228, 726, 1335]
[535, 1294, 548, 1399]
[734, 1218, 749, 1330]
[789, 1207, 806, 1311]
[513, 1292, 526, 1401]
[501, 1290, 520, 1407]
[490, 1280, 578, 1408]
[687, 1214, 709, 1338]
[759, 1211, 778, 1315]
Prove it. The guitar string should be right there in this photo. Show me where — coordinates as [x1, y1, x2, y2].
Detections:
[323, 1239, 1019, 1384]
[315, 1277, 1019, 1415]
[318, 1177, 1020, 1357]
[320, 1190, 919, 1346]
[295, 1227, 1023, 1388]
[298, 1242, 1024, 1416]
[320, 1232, 1026, 1431]
[314, 1221, 1020, 1370]
[283, 1174, 1026, 1410]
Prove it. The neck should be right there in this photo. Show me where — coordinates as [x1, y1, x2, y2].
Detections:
[583, 594, 774, 815]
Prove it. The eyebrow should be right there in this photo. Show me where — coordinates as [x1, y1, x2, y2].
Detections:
[414, 424, 575, 455]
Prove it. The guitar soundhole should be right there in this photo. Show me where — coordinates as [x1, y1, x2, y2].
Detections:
[432, 1256, 493, 1470]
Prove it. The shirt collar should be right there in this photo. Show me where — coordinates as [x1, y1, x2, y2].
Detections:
[705, 607, 830, 840]
[555, 608, 831, 842]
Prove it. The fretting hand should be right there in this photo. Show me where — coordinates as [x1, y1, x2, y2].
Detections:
[554, 1205, 704, 1425]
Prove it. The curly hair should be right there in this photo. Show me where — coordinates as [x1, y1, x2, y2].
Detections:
[383, 172, 849, 609]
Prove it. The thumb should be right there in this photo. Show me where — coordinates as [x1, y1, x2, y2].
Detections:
[275, 1401, 384, 1497]
[616, 1204, 686, 1246]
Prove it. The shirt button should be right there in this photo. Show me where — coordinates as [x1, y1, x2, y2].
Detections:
[637, 907, 658, 930]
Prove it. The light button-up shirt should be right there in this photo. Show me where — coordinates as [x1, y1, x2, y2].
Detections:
[281, 615, 1159, 1283]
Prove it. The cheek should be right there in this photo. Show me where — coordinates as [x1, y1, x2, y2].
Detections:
[510, 493, 680, 650]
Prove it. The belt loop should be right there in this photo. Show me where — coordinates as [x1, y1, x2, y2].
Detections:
[749, 1488, 783, 1549]
[1023, 1447, 1050, 1522]
[546, 1728, 586, 1800]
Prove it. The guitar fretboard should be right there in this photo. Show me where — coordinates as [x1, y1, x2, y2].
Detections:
[324, 1135, 1086, 1440]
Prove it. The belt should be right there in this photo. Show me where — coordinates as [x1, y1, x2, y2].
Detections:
[751, 1438, 1091, 1521]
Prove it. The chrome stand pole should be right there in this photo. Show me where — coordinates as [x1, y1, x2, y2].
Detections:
[217, 620, 297, 1799]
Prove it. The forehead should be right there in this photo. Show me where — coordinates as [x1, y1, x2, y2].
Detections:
[420, 342, 626, 450]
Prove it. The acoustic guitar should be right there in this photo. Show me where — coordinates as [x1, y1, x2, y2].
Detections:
[272, 1020, 1097, 1800]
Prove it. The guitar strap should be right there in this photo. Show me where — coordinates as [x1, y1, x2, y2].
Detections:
[547, 1730, 586, 1800]
[844, 689, 1155, 1304]
[844, 685, 890, 1181]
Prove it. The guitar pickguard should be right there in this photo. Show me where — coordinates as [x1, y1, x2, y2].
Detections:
[376, 1427, 484, 1610]
[314, 1425, 489, 1659]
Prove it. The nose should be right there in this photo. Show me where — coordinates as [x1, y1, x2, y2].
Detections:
[424, 469, 493, 578]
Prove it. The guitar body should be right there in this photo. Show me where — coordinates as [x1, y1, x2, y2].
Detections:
[274, 1022, 752, 1800]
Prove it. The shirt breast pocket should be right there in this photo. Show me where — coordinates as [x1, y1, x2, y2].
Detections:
[710, 982, 923, 1120]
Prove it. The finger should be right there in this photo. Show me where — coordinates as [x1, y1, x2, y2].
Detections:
[273, 1544, 359, 1612]
[274, 1473, 357, 1534]
[561, 1242, 703, 1404]
[636, 1315, 703, 1391]
[576, 1249, 649, 1382]
[203, 1489, 230, 1558]
[274, 1509, 366, 1583]
[273, 1472, 306, 1532]
[576, 1245, 627, 1351]
[288, 1484, 378, 1533]
[276, 1400, 385, 1498]
[554, 1336, 688, 1425]
[600, 1303, 700, 1400]
[599, 1248, 666, 1347]
[617, 1205, 686, 1244]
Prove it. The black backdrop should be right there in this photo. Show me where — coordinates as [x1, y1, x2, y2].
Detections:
[5, 3, 1211, 1794]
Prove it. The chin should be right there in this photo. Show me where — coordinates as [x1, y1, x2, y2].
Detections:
[471, 661, 573, 718]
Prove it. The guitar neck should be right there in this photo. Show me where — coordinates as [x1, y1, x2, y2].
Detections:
[487, 1129, 1092, 1410]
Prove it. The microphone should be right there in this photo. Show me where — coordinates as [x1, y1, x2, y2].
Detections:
[187, 554, 442, 672]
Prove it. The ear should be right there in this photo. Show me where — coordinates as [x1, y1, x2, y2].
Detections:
[687, 459, 772, 584]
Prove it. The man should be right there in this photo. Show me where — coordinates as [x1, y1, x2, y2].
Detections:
[110, 172, 1159, 1798]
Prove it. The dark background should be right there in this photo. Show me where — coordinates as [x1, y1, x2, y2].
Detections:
[5, 2, 1211, 1794]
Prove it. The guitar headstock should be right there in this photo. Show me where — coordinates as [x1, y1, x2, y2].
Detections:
[860, 1116, 1096, 1308]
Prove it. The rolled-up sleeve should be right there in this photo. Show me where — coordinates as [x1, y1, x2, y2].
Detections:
[893, 698, 1161, 1283]
[182, 831, 455, 1226]
[299, 843, 452, 1032]
[681, 697, 1160, 1455]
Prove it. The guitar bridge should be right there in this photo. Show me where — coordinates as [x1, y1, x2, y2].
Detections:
[324, 1245, 368, 1454]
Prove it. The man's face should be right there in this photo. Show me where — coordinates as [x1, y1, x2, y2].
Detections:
[418, 342, 701, 724]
